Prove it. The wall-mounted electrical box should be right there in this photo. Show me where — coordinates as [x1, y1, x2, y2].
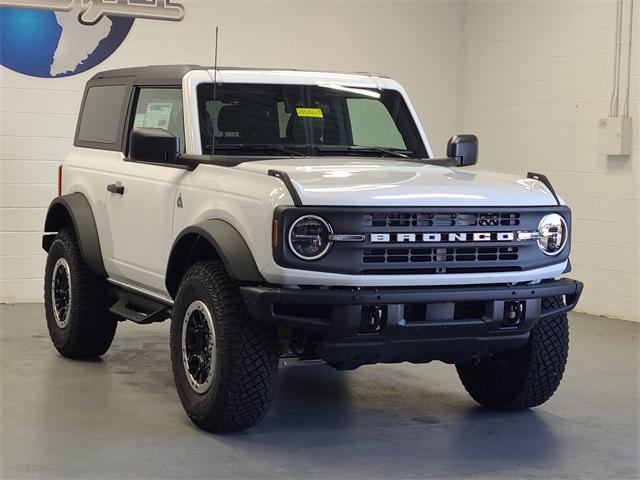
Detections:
[598, 117, 632, 156]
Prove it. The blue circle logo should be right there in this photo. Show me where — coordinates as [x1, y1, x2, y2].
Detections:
[0, 6, 133, 78]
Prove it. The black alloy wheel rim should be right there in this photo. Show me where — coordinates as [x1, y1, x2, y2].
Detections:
[181, 300, 216, 393]
[51, 258, 72, 329]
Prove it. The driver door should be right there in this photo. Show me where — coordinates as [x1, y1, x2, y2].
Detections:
[104, 86, 187, 295]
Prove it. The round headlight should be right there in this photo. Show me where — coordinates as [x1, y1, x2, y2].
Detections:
[288, 215, 333, 260]
[537, 213, 568, 256]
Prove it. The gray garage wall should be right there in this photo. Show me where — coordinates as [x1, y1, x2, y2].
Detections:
[459, 0, 639, 321]
[0, 0, 638, 321]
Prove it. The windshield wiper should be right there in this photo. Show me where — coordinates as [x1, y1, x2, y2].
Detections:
[205, 144, 307, 157]
[316, 145, 411, 159]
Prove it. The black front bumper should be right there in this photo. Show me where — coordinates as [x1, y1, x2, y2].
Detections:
[240, 278, 583, 369]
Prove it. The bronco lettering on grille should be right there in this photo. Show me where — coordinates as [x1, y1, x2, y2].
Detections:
[370, 232, 516, 243]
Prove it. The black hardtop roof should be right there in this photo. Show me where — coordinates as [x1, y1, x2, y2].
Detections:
[89, 65, 388, 84]
[89, 64, 201, 83]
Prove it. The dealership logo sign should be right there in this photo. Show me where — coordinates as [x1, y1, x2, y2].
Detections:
[0, 0, 185, 78]
[1, 0, 184, 24]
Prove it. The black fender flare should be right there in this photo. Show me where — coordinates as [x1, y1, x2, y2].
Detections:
[42, 193, 107, 276]
[165, 219, 264, 298]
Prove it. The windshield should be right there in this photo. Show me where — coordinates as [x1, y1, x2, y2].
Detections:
[197, 83, 428, 158]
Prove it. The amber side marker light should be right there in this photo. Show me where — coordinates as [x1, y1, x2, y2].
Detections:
[272, 219, 279, 249]
[57, 164, 63, 197]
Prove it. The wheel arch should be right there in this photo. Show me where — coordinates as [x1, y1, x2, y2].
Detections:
[165, 219, 264, 298]
[42, 193, 107, 276]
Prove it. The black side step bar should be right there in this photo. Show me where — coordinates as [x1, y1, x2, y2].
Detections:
[109, 288, 170, 324]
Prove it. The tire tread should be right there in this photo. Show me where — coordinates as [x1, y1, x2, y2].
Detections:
[456, 296, 569, 410]
[44, 229, 117, 358]
[171, 260, 278, 433]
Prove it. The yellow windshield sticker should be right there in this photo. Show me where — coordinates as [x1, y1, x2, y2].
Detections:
[296, 107, 323, 118]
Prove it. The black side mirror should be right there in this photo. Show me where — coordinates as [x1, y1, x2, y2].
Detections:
[447, 134, 478, 167]
[129, 128, 180, 163]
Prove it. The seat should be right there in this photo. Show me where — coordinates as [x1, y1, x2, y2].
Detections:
[217, 105, 243, 143]
[217, 103, 279, 144]
[286, 112, 325, 144]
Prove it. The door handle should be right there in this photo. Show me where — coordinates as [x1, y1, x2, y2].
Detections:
[107, 183, 125, 195]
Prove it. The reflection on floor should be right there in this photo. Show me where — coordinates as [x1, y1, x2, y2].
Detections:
[1, 304, 638, 479]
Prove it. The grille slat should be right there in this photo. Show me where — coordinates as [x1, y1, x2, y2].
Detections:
[364, 212, 520, 228]
[363, 246, 520, 264]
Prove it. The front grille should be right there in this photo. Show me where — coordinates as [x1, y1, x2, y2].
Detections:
[363, 246, 519, 264]
[364, 212, 520, 228]
[274, 206, 571, 275]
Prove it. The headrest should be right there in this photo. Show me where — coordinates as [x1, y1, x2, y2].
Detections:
[217, 105, 244, 133]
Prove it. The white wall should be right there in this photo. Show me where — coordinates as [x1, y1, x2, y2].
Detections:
[459, 0, 639, 321]
[0, 0, 464, 302]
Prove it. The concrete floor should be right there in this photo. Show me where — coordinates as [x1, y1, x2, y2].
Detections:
[0, 304, 638, 479]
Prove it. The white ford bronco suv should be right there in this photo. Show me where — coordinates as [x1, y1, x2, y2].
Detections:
[43, 65, 583, 433]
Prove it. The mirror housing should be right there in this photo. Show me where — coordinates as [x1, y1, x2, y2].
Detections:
[446, 134, 478, 167]
[129, 128, 180, 164]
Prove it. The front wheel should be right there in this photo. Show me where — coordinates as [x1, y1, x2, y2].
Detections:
[456, 296, 569, 410]
[170, 261, 279, 433]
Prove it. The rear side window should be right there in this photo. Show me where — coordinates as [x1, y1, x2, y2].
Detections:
[77, 85, 127, 146]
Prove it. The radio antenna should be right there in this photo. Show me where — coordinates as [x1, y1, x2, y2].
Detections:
[210, 26, 219, 157]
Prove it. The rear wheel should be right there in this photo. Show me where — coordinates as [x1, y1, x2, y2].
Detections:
[44, 229, 118, 359]
[456, 296, 569, 410]
[170, 261, 279, 433]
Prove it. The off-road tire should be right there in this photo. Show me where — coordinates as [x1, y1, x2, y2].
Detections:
[170, 260, 279, 433]
[456, 296, 569, 410]
[44, 229, 118, 358]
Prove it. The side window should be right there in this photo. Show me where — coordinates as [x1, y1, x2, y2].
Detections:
[347, 98, 406, 149]
[77, 85, 127, 146]
[131, 88, 185, 153]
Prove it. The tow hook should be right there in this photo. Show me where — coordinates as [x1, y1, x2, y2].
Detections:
[503, 300, 526, 327]
[360, 305, 386, 333]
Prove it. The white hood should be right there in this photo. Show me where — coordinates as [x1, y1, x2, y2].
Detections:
[235, 158, 559, 207]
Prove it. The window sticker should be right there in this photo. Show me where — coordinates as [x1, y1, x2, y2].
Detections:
[296, 107, 323, 118]
[141, 102, 174, 129]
